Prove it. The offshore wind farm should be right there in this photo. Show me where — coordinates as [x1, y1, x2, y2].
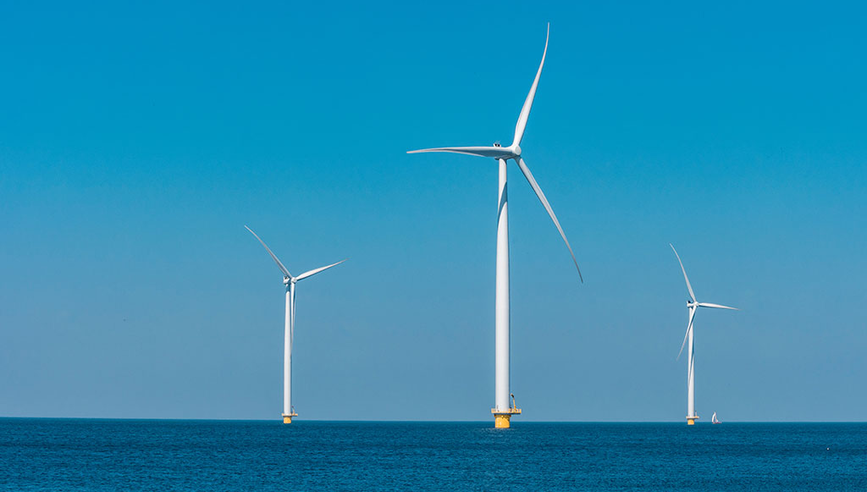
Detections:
[2, 2, 867, 490]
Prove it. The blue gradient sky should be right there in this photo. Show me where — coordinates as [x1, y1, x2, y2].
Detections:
[1, 1, 865, 421]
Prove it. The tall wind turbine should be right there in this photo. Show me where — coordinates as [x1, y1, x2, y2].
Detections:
[670, 244, 738, 425]
[246, 225, 345, 424]
[408, 24, 581, 429]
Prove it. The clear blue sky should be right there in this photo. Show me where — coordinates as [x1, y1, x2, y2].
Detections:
[1, 1, 865, 421]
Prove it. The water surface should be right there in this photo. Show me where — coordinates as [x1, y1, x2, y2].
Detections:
[1, 419, 865, 490]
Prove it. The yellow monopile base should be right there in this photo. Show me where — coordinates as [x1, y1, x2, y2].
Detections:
[282, 412, 298, 424]
[492, 408, 522, 428]
[687, 416, 698, 426]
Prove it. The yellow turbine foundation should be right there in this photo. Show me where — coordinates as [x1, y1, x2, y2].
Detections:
[282, 412, 298, 424]
[492, 408, 522, 429]
[686, 416, 698, 426]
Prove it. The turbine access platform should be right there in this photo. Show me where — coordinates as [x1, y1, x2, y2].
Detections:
[491, 393, 522, 428]
[282, 411, 298, 424]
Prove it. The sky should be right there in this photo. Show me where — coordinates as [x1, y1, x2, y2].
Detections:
[1, 1, 865, 422]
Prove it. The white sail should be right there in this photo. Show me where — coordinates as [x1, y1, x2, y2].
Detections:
[712, 412, 719, 423]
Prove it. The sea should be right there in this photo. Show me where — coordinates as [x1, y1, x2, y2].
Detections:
[1, 419, 865, 491]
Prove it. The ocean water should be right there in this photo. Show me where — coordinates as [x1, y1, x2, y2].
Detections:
[1, 419, 865, 491]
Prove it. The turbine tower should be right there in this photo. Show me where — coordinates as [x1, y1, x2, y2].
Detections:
[246, 225, 345, 424]
[408, 24, 582, 429]
[670, 244, 738, 425]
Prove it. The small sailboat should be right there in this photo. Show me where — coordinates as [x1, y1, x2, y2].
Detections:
[712, 412, 721, 424]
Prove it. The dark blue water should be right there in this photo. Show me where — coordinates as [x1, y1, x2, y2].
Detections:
[1, 420, 865, 491]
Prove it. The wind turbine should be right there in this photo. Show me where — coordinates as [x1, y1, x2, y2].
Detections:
[246, 225, 345, 424]
[670, 244, 738, 425]
[408, 24, 581, 429]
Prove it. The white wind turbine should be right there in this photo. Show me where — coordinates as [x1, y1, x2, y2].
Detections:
[408, 24, 581, 429]
[670, 244, 738, 425]
[246, 225, 345, 424]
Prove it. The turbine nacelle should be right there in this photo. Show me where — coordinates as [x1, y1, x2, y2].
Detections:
[491, 141, 521, 157]
[284, 276, 300, 285]
[497, 144, 521, 159]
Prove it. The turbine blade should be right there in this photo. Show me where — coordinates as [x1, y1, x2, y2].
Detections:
[512, 23, 550, 147]
[515, 156, 582, 282]
[407, 146, 511, 158]
[676, 307, 697, 361]
[245, 225, 291, 278]
[698, 302, 739, 311]
[296, 259, 346, 281]
[669, 244, 696, 302]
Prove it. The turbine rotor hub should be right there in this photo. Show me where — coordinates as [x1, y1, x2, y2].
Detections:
[512, 144, 522, 156]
